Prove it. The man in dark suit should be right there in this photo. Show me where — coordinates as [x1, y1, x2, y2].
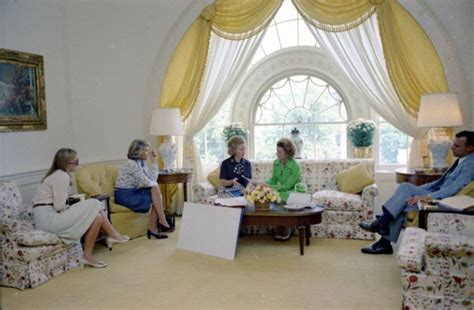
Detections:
[359, 130, 474, 254]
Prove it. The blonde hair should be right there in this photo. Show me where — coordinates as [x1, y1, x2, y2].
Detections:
[42, 148, 77, 182]
[277, 138, 296, 159]
[227, 136, 246, 156]
[127, 139, 150, 159]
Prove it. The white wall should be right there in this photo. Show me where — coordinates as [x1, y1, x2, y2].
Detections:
[0, 0, 195, 178]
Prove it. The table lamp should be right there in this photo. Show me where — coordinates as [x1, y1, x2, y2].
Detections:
[416, 93, 463, 170]
[149, 108, 185, 172]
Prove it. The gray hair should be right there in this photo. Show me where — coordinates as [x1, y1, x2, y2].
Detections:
[127, 139, 150, 159]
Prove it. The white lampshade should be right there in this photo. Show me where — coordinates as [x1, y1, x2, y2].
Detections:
[416, 93, 463, 128]
[149, 108, 185, 136]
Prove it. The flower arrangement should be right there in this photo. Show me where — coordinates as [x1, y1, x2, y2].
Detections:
[347, 118, 376, 147]
[244, 185, 281, 205]
[222, 122, 247, 142]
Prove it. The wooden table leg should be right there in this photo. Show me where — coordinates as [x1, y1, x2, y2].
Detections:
[305, 225, 311, 246]
[183, 181, 187, 202]
[298, 227, 305, 255]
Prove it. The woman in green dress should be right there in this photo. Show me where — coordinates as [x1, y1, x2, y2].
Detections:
[263, 138, 301, 241]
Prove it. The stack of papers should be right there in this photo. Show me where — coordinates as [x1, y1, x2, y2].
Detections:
[214, 196, 247, 207]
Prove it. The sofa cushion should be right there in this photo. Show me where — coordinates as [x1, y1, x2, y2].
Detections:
[76, 165, 106, 196]
[336, 163, 374, 194]
[312, 190, 364, 211]
[15, 229, 62, 246]
[207, 167, 221, 189]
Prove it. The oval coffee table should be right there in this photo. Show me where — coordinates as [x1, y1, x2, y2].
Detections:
[242, 204, 324, 256]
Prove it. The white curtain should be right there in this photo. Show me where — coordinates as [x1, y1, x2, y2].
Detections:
[306, 14, 427, 140]
[184, 31, 265, 183]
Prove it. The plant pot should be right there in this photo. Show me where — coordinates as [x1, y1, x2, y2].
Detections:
[254, 201, 270, 211]
[353, 147, 372, 159]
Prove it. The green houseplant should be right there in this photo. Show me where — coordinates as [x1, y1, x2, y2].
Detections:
[222, 122, 247, 142]
[347, 118, 376, 147]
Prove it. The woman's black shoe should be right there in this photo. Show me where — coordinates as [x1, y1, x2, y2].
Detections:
[147, 230, 168, 239]
[158, 222, 174, 233]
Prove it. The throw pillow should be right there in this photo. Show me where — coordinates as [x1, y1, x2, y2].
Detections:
[456, 181, 474, 197]
[15, 229, 62, 246]
[336, 163, 374, 194]
[207, 167, 221, 189]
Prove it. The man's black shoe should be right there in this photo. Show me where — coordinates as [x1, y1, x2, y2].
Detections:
[359, 220, 389, 236]
[361, 242, 393, 255]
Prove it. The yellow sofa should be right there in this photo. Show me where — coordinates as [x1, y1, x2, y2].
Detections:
[75, 164, 149, 239]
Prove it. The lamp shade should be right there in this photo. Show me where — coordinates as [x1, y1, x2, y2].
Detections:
[416, 93, 463, 127]
[149, 108, 184, 136]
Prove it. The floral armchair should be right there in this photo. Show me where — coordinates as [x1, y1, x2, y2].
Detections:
[397, 213, 473, 309]
[0, 181, 82, 289]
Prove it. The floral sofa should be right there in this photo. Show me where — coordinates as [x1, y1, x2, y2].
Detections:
[193, 159, 378, 240]
[0, 181, 82, 290]
[397, 213, 474, 309]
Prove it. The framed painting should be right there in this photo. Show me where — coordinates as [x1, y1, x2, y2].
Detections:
[0, 48, 47, 132]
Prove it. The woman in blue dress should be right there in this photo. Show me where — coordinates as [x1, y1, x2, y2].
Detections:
[115, 140, 171, 239]
[219, 136, 252, 196]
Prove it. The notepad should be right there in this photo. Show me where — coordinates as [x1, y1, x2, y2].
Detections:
[437, 195, 474, 211]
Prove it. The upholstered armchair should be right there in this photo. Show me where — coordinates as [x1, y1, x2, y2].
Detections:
[75, 164, 149, 239]
[0, 181, 82, 289]
[397, 213, 473, 309]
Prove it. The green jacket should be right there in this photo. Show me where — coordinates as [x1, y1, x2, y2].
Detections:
[266, 158, 301, 202]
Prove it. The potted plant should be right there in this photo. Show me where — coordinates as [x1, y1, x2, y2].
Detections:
[347, 118, 376, 158]
[222, 122, 247, 142]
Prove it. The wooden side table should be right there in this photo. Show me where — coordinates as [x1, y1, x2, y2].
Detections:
[395, 168, 443, 186]
[158, 171, 192, 214]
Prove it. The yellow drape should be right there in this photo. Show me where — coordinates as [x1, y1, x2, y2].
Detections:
[159, 0, 282, 115]
[158, 0, 282, 213]
[292, 0, 448, 117]
[377, 1, 448, 117]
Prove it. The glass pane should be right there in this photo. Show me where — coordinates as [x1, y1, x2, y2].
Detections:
[254, 125, 286, 160]
[274, 0, 297, 24]
[300, 124, 347, 159]
[298, 20, 317, 47]
[277, 20, 298, 49]
[259, 26, 280, 55]
[378, 122, 413, 165]
[195, 101, 231, 166]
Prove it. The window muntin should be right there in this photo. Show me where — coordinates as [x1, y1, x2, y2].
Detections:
[254, 75, 347, 160]
[251, 0, 317, 65]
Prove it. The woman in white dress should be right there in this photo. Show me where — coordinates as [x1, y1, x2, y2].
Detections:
[33, 148, 128, 268]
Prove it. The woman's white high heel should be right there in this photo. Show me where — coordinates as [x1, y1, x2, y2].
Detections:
[105, 235, 130, 251]
[79, 257, 107, 268]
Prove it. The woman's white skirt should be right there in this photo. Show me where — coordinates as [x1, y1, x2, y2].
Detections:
[34, 199, 102, 244]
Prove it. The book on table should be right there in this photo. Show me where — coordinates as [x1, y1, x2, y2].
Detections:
[436, 195, 474, 211]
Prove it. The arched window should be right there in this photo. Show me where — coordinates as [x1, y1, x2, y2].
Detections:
[253, 75, 347, 159]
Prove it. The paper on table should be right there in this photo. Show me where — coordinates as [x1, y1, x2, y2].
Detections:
[286, 192, 312, 207]
[214, 196, 247, 207]
[438, 195, 474, 211]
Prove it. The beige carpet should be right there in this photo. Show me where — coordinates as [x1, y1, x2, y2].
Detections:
[2, 220, 402, 309]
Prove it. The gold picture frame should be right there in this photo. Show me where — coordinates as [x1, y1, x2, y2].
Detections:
[0, 48, 47, 132]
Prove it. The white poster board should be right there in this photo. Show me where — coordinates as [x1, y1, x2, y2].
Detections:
[177, 202, 243, 260]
